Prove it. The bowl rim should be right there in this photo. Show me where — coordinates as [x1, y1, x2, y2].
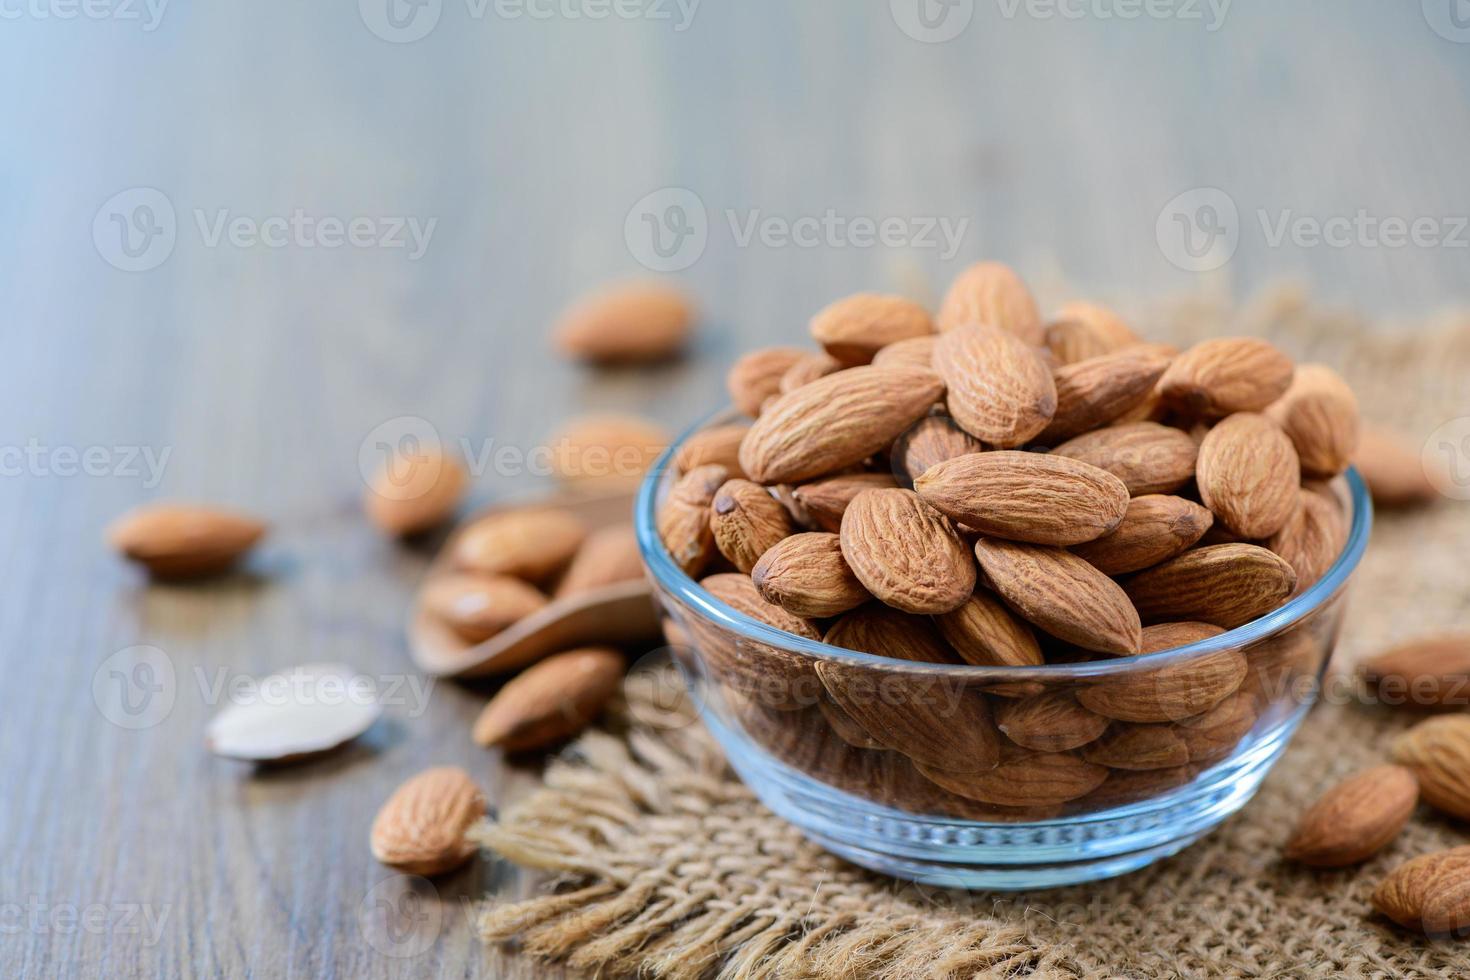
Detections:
[635, 406, 1374, 680]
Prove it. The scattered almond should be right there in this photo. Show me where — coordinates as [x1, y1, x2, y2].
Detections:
[555, 523, 645, 597]
[364, 449, 468, 536]
[370, 767, 486, 876]
[108, 503, 267, 578]
[1283, 765, 1418, 867]
[1360, 634, 1470, 712]
[934, 324, 1056, 447]
[1352, 425, 1439, 508]
[205, 663, 381, 763]
[422, 573, 548, 643]
[455, 507, 587, 583]
[1392, 715, 1470, 821]
[552, 281, 692, 363]
[548, 414, 669, 487]
[472, 646, 625, 751]
[1372, 847, 1470, 931]
[809, 293, 934, 365]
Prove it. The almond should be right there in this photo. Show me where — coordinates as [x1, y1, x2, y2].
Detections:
[1421, 871, 1470, 939]
[1081, 724, 1190, 770]
[839, 488, 976, 614]
[1071, 495, 1214, 576]
[973, 538, 1142, 655]
[1083, 765, 1194, 809]
[727, 346, 807, 417]
[809, 293, 934, 365]
[817, 693, 888, 750]
[934, 324, 1056, 447]
[656, 464, 728, 577]
[751, 531, 871, 618]
[1051, 421, 1199, 496]
[994, 691, 1110, 752]
[1140, 621, 1226, 652]
[1196, 412, 1301, 538]
[916, 748, 1108, 806]
[1283, 765, 1418, 867]
[674, 423, 750, 477]
[1172, 688, 1257, 764]
[1267, 488, 1348, 596]
[422, 573, 548, 643]
[1036, 349, 1171, 444]
[779, 351, 845, 393]
[1372, 846, 1470, 931]
[698, 573, 822, 710]
[370, 766, 486, 876]
[934, 591, 1044, 669]
[1264, 363, 1360, 478]
[363, 449, 468, 536]
[890, 416, 985, 484]
[107, 503, 267, 578]
[1360, 634, 1470, 712]
[1392, 715, 1470, 821]
[1054, 300, 1141, 349]
[472, 646, 625, 751]
[936, 261, 1044, 344]
[871, 334, 938, 371]
[1044, 317, 1114, 365]
[790, 472, 900, 533]
[1124, 544, 1297, 628]
[822, 602, 955, 662]
[456, 507, 587, 583]
[914, 450, 1129, 546]
[1077, 648, 1247, 723]
[1158, 337, 1295, 417]
[738, 366, 944, 484]
[552, 281, 692, 363]
[1353, 425, 1439, 508]
[554, 523, 645, 597]
[709, 478, 796, 574]
[548, 414, 669, 487]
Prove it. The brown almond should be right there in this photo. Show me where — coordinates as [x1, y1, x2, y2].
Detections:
[1081, 724, 1191, 770]
[701, 571, 821, 641]
[817, 693, 887, 750]
[1372, 847, 1470, 931]
[1077, 648, 1247, 723]
[890, 416, 985, 484]
[1421, 870, 1470, 938]
[549, 414, 670, 487]
[107, 503, 268, 578]
[1283, 765, 1418, 867]
[1051, 421, 1199, 496]
[739, 366, 944, 484]
[1083, 765, 1194, 809]
[698, 573, 822, 710]
[363, 450, 468, 536]
[655, 464, 728, 577]
[1054, 300, 1141, 349]
[809, 293, 934, 365]
[1353, 425, 1439, 509]
[778, 351, 845, 393]
[1360, 633, 1470, 712]
[370, 767, 486, 876]
[839, 488, 975, 614]
[456, 507, 587, 583]
[973, 538, 1142, 655]
[994, 691, 1110, 752]
[1036, 349, 1171, 444]
[751, 532, 871, 618]
[1140, 621, 1226, 652]
[1172, 689, 1257, 764]
[1267, 488, 1348, 596]
[936, 261, 1044, 344]
[673, 423, 750, 477]
[552, 281, 692, 363]
[555, 523, 645, 598]
[1158, 337, 1295, 417]
[935, 591, 1044, 669]
[1392, 715, 1470, 820]
[1196, 412, 1301, 539]
[709, 478, 795, 574]
[472, 647, 626, 751]
[1124, 544, 1297, 629]
[1071, 495, 1214, 576]
[823, 603, 955, 662]
[726, 346, 807, 417]
[914, 450, 1129, 546]
[791, 472, 900, 533]
[1044, 317, 1113, 365]
[871, 334, 938, 371]
[422, 573, 548, 643]
[916, 748, 1107, 806]
[1264, 363, 1360, 478]
[934, 324, 1056, 447]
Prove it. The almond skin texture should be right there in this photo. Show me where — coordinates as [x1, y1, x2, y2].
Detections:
[549, 414, 669, 488]
[1124, 544, 1297, 629]
[422, 573, 548, 643]
[1044, 317, 1114, 365]
[1267, 488, 1348, 596]
[1081, 724, 1191, 770]
[1140, 621, 1226, 652]
[935, 324, 1057, 447]
[1360, 634, 1470, 712]
[809, 293, 934, 365]
[656, 464, 729, 577]
[1055, 300, 1140, 349]
[1036, 349, 1171, 444]
[709, 479, 795, 574]
[1196, 412, 1301, 539]
[840, 489, 976, 614]
[1070, 495, 1214, 576]
[472, 647, 625, 751]
[934, 592, 1044, 669]
[554, 523, 645, 598]
[739, 366, 944, 484]
[871, 334, 938, 371]
[779, 351, 845, 393]
[973, 538, 1142, 655]
[914, 451, 1130, 546]
[1051, 422, 1199, 496]
[1077, 648, 1247, 723]
[916, 749, 1108, 806]
[936, 261, 1044, 344]
[1392, 715, 1470, 821]
[699, 573, 822, 710]
[791, 472, 899, 533]
[1353, 426, 1440, 508]
[364, 450, 468, 536]
[107, 503, 267, 578]
[674, 423, 750, 477]
[1421, 871, 1470, 939]
[370, 767, 486, 876]
[1173, 689, 1258, 765]
[995, 691, 1110, 752]
[727, 346, 807, 417]
[1372, 847, 1470, 931]
[1265, 363, 1361, 478]
[1158, 337, 1295, 417]
[890, 416, 985, 484]
[552, 282, 691, 363]
[751, 532, 871, 618]
[823, 602, 955, 662]
[456, 507, 587, 583]
[1283, 765, 1419, 867]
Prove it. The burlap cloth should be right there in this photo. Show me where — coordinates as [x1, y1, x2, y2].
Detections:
[470, 288, 1470, 979]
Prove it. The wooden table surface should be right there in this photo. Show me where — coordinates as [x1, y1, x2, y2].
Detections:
[3, 2, 1469, 976]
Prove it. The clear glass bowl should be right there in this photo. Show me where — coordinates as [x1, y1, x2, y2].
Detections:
[635, 409, 1373, 890]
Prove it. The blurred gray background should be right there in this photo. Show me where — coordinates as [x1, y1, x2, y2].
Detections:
[3, 2, 1469, 976]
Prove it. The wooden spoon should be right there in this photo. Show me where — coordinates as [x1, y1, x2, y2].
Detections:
[407, 489, 660, 677]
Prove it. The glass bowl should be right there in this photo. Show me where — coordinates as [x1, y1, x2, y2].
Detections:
[634, 409, 1372, 890]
